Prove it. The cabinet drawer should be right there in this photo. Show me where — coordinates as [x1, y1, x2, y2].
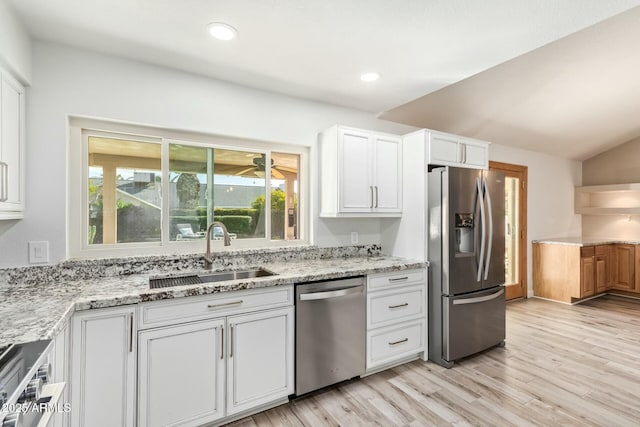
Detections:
[595, 245, 607, 256]
[367, 269, 425, 291]
[139, 285, 293, 329]
[581, 246, 595, 257]
[367, 320, 425, 370]
[367, 285, 425, 329]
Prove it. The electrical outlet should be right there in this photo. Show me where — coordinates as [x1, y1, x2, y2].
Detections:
[28, 241, 50, 264]
[350, 232, 359, 245]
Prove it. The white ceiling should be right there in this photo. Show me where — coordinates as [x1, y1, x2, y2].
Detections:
[381, 6, 640, 160]
[7, 0, 640, 115]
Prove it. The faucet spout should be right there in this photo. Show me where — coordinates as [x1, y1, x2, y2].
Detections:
[203, 221, 231, 269]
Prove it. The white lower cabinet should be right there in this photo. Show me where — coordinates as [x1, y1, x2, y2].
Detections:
[137, 303, 294, 427]
[227, 307, 294, 415]
[51, 322, 70, 427]
[138, 319, 226, 427]
[70, 306, 136, 427]
[366, 269, 427, 372]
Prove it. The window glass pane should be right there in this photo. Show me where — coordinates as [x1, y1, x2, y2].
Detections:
[169, 144, 210, 241]
[271, 153, 300, 241]
[505, 177, 519, 285]
[168, 145, 267, 241]
[213, 149, 266, 239]
[88, 137, 161, 245]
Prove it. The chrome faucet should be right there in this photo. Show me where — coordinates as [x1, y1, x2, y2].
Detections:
[203, 221, 231, 269]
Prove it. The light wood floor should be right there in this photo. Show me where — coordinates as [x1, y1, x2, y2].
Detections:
[228, 295, 640, 426]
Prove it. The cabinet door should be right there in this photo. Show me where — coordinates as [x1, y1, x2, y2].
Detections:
[612, 245, 635, 291]
[0, 72, 25, 213]
[595, 256, 608, 293]
[580, 256, 595, 297]
[70, 306, 136, 427]
[138, 319, 225, 427]
[339, 128, 373, 212]
[462, 142, 488, 169]
[51, 323, 70, 427]
[429, 133, 460, 165]
[372, 134, 401, 212]
[226, 307, 294, 416]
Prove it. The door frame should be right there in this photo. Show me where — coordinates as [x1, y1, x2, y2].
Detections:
[489, 161, 528, 300]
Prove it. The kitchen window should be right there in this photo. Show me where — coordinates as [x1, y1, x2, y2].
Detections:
[69, 120, 308, 258]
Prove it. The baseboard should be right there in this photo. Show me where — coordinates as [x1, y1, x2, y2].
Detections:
[361, 354, 421, 377]
[205, 398, 289, 426]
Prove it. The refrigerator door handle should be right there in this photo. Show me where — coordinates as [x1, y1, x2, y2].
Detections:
[483, 177, 493, 281]
[453, 288, 504, 305]
[476, 177, 485, 282]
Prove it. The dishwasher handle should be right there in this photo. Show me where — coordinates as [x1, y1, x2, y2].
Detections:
[299, 285, 363, 301]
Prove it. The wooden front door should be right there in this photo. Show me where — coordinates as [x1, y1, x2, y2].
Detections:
[490, 161, 528, 300]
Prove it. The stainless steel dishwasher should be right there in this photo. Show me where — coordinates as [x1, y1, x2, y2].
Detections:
[295, 276, 365, 396]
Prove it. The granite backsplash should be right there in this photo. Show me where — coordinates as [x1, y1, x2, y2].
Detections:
[0, 244, 381, 287]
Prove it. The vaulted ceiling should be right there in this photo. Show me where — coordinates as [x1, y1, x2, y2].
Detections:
[381, 6, 640, 160]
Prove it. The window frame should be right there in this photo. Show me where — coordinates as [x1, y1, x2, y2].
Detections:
[68, 118, 310, 259]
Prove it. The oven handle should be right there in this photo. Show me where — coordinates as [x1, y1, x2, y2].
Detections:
[299, 285, 363, 301]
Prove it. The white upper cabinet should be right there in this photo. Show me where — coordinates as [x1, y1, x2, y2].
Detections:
[0, 68, 26, 219]
[426, 130, 489, 170]
[320, 125, 402, 217]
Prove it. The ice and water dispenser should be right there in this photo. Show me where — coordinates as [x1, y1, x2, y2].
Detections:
[454, 213, 474, 255]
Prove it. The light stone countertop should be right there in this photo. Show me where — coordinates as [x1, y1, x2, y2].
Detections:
[532, 237, 640, 246]
[0, 255, 426, 349]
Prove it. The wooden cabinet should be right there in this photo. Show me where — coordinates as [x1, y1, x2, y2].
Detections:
[0, 68, 25, 219]
[534, 242, 640, 302]
[366, 269, 427, 371]
[70, 306, 136, 427]
[595, 245, 609, 294]
[319, 125, 402, 217]
[428, 130, 489, 169]
[534, 243, 613, 303]
[580, 255, 595, 297]
[612, 244, 636, 291]
[137, 291, 294, 427]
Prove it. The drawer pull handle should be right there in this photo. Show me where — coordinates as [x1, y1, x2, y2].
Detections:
[388, 303, 409, 309]
[388, 276, 409, 282]
[220, 326, 224, 360]
[389, 338, 408, 346]
[208, 300, 243, 309]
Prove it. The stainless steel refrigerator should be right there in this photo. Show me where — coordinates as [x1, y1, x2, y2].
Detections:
[428, 166, 506, 368]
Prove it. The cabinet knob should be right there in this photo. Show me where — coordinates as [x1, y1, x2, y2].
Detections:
[34, 363, 51, 384]
[18, 378, 42, 403]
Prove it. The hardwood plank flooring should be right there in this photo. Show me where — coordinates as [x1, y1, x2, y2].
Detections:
[227, 295, 640, 426]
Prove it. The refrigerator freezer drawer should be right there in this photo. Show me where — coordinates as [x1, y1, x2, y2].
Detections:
[443, 287, 505, 362]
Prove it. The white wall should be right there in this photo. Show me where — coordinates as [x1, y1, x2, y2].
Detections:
[489, 143, 582, 295]
[0, 41, 415, 267]
[0, 0, 32, 84]
[381, 140, 582, 296]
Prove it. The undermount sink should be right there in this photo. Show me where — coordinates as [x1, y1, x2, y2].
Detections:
[149, 268, 276, 289]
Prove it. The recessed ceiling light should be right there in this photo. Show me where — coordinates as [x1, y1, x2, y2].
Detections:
[207, 22, 238, 41]
[360, 72, 380, 82]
